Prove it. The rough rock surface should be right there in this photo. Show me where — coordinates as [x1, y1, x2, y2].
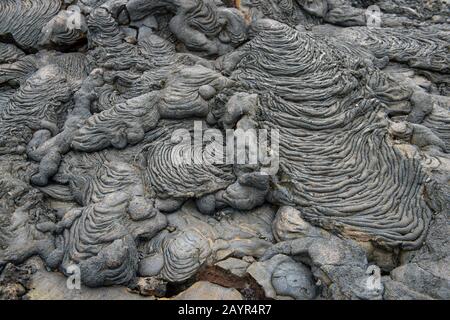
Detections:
[0, 0, 449, 300]
[215, 257, 250, 277]
[167, 281, 243, 300]
[247, 254, 317, 300]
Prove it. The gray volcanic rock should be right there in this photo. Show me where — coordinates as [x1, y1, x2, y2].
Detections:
[247, 254, 317, 300]
[167, 281, 243, 300]
[24, 258, 154, 300]
[138, 202, 275, 283]
[0, 0, 449, 300]
[266, 206, 384, 299]
[215, 257, 250, 277]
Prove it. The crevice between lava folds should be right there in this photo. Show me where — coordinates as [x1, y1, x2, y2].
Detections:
[0, 0, 449, 300]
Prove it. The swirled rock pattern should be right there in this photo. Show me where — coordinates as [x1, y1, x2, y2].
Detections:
[0, 0, 61, 49]
[0, 0, 448, 300]
[227, 20, 434, 249]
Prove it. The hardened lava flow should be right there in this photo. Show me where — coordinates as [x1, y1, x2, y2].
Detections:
[0, 0, 448, 300]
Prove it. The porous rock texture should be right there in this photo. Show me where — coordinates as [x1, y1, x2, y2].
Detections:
[0, 0, 449, 300]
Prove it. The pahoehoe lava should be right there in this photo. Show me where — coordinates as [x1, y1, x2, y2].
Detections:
[0, 0, 448, 300]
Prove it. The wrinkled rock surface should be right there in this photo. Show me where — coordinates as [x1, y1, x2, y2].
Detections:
[0, 0, 449, 300]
